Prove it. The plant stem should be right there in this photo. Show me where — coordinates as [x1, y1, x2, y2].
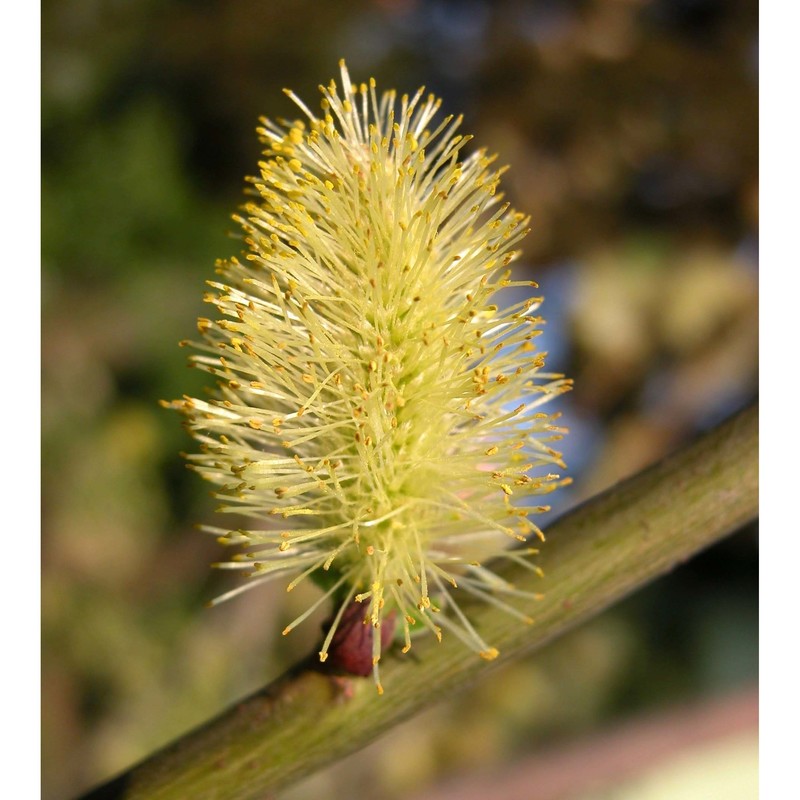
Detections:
[79, 403, 758, 800]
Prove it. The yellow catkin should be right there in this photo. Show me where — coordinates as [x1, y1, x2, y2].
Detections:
[169, 61, 571, 693]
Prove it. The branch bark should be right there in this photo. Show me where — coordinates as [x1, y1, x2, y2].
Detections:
[79, 403, 758, 800]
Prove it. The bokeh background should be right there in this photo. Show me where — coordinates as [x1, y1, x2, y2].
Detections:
[41, 1, 758, 798]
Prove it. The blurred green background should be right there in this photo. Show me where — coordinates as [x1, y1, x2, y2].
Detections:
[41, 1, 758, 798]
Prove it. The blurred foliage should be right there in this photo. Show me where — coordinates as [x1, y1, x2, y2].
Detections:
[41, 1, 757, 799]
